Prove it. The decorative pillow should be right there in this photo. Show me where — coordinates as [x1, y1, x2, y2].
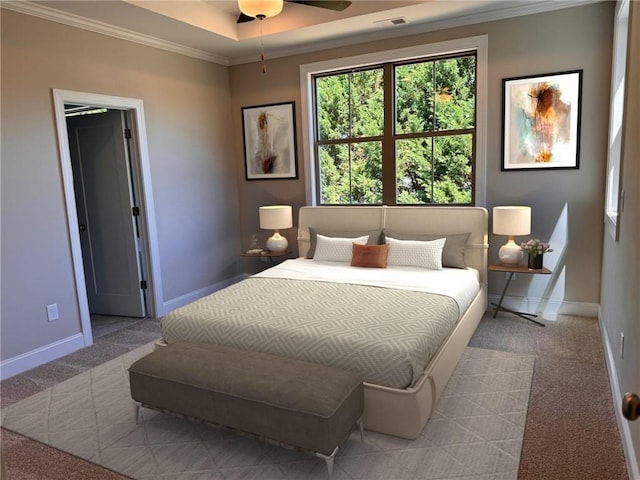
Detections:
[381, 231, 471, 268]
[305, 228, 383, 259]
[351, 243, 390, 268]
[313, 234, 369, 262]
[386, 237, 446, 270]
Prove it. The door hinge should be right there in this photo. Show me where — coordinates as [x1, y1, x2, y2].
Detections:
[124, 128, 132, 139]
[140, 280, 147, 290]
[132, 206, 140, 216]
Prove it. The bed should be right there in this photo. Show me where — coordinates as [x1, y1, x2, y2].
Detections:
[159, 206, 488, 439]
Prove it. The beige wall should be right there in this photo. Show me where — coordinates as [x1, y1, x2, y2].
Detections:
[2, 1, 636, 468]
[1, 10, 240, 361]
[230, 2, 614, 306]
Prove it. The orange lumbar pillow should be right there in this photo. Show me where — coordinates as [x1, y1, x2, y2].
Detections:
[351, 243, 390, 268]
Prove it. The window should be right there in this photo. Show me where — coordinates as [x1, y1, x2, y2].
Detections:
[605, 0, 630, 240]
[314, 68, 384, 204]
[301, 37, 488, 207]
[395, 55, 475, 205]
[307, 44, 480, 206]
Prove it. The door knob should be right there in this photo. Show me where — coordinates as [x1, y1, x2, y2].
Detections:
[79, 224, 86, 231]
[622, 392, 640, 421]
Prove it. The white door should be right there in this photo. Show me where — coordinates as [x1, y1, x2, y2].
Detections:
[67, 109, 146, 317]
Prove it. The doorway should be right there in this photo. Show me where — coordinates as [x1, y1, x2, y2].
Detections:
[53, 90, 163, 347]
[67, 107, 147, 320]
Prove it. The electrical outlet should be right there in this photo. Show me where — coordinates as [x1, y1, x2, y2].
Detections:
[620, 332, 625, 359]
[46, 303, 59, 322]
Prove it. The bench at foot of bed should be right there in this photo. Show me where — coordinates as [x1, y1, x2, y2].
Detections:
[128, 342, 364, 479]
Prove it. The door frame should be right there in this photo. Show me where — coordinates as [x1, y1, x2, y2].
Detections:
[52, 89, 163, 346]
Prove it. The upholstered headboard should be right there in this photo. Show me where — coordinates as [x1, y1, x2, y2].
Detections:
[298, 206, 489, 283]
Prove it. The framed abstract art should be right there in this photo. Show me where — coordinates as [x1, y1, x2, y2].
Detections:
[502, 70, 582, 170]
[242, 101, 298, 180]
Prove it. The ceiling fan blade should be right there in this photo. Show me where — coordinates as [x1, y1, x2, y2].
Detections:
[237, 0, 351, 22]
[237, 12, 255, 23]
[286, 1, 351, 12]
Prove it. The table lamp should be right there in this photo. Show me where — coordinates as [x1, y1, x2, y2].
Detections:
[259, 205, 292, 253]
[493, 206, 531, 265]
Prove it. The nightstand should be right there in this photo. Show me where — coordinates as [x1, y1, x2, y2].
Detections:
[240, 250, 291, 272]
[488, 263, 552, 327]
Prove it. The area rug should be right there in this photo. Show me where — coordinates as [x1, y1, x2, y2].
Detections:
[1, 345, 534, 479]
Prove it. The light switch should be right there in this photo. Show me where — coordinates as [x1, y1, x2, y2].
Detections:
[47, 304, 59, 322]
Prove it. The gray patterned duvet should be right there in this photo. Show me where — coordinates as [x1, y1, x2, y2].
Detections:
[161, 277, 460, 389]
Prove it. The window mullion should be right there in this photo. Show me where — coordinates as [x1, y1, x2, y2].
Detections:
[382, 64, 396, 205]
[348, 73, 353, 203]
[395, 128, 475, 141]
[430, 136, 435, 203]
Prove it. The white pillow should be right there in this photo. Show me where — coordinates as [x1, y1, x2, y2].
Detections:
[313, 234, 369, 262]
[386, 236, 446, 270]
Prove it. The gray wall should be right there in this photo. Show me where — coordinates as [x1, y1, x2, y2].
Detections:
[600, 1, 640, 473]
[230, 2, 614, 309]
[1, 10, 241, 360]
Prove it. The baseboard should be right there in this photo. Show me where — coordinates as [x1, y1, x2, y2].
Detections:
[161, 274, 244, 315]
[487, 294, 598, 320]
[598, 310, 640, 480]
[0, 333, 85, 381]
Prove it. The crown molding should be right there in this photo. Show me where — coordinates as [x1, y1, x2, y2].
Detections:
[3, 0, 599, 67]
[1, 1, 229, 66]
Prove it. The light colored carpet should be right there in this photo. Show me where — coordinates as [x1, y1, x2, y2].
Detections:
[1, 344, 534, 480]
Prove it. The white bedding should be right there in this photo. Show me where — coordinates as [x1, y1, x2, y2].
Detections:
[254, 258, 480, 317]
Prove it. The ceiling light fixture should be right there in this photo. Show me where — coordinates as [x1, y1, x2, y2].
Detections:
[238, 0, 283, 73]
[238, 0, 283, 19]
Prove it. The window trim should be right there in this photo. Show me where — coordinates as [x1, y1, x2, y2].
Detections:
[604, 0, 630, 241]
[300, 35, 488, 207]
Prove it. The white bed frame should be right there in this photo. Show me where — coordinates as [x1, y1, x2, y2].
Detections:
[298, 206, 488, 439]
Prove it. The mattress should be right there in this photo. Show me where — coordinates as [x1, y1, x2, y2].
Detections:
[161, 259, 480, 389]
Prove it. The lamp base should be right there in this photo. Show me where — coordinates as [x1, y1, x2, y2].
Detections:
[499, 239, 523, 265]
[266, 231, 288, 253]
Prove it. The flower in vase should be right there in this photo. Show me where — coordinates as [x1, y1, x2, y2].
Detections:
[520, 238, 553, 257]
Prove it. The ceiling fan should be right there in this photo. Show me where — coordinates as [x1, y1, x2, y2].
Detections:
[237, 0, 352, 23]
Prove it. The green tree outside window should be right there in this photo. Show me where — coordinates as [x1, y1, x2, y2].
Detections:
[314, 54, 476, 205]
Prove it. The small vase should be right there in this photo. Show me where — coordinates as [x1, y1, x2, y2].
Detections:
[527, 253, 543, 269]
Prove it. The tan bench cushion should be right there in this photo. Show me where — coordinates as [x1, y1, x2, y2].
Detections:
[128, 342, 364, 455]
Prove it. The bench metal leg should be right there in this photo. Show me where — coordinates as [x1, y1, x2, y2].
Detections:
[134, 402, 141, 424]
[357, 416, 364, 442]
[316, 419, 363, 479]
[316, 445, 338, 480]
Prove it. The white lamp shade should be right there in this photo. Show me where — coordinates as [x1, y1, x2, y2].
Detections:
[259, 205, 291, 253]
[259, 205, 292, 230]
[492, 206, 531, 236]
[238, 0, 283, 18]
[493, 206, 531, 265]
